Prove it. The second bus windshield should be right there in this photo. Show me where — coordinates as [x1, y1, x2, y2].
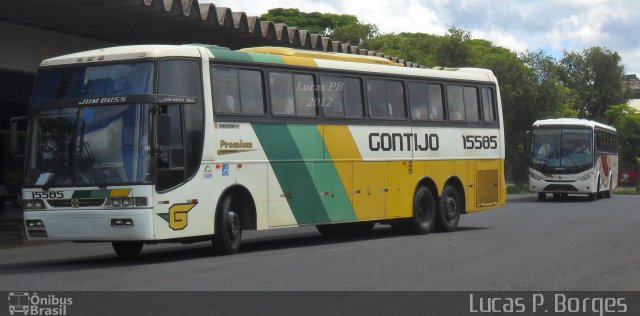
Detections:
[531, 128, 593, 170]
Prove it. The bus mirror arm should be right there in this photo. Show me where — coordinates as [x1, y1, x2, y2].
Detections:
[156, 114, 171, 147]
[10, 116, 27, 158]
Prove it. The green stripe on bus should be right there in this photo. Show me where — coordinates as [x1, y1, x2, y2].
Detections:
[252, 123, 355, 225]
[198, 45, 285, 65]
[248, 52, 284, 64]
[252, 123, 315, 224]
[287, 125, 355, 223]
[72, 189, 110, 199]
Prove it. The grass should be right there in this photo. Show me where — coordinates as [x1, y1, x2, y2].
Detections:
[612, 186, 639, 195]
[506, 184, 531, 194]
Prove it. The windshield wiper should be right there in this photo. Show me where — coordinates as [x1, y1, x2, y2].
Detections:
[78, 121, 107, 189]
[565, 154, 578, 167]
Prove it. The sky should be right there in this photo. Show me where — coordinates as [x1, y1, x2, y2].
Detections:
[204, 0, 640, 75]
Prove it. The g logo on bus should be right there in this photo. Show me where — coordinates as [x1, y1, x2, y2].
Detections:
[71, 198, 79, 208]
[158, 203, 197, 230]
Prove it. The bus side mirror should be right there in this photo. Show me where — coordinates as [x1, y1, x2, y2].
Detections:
[156, 114, 171, 147]
[10, 116, 27, 157]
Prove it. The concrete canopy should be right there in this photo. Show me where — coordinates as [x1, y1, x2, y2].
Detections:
[0, 0, 420, 68]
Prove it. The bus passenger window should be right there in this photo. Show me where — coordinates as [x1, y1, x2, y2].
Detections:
[367, 79, 387, 118]
[238, 69, 265, 114]
[270, 72, 296, 115]
[211, 66, 240, 114]
[427, 84, 444, 120]
[367, 79, 405, 119]
[294, 74, 316, 116]
[321, 75, 344, 117]
[447, 85, 465, 121]
[464, 86, 480, 121]
[343, 77, 363, 117]
[481, 87, 495, 122]
[387, 80, 406, 119]
[409, 82, 428, 120]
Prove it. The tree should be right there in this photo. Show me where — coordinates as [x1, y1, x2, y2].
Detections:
[559, 47, 627, 121]
[260, 8, 376, 45]
[605, 104, 640, 171]
[332, 22, 378, 46]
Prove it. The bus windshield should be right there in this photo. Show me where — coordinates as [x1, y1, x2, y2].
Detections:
[25, 104, 151, 187]
[32, 62, 154, 101]
[530, 128, 593, 171]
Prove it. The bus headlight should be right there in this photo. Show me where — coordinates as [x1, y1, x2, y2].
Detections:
[529, 171, 543, 181]
[578, 173, 592, 181]
[23, 199, 46, 209]
[106, 197, 147, 208]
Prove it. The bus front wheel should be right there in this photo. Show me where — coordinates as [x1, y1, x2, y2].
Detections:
[538, 193, 546, 201]
[112, 241, 143, 258]
[436, 185, 461, 232]
[212, 195, 242, 255]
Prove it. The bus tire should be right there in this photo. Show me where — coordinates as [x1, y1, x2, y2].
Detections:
[398, 186, 436, 234]
[436, 185, 461, 232]
[604, 178, 612, 198]
[538, 193, 546, 201]
[212, 194, 242, 255]
[112, 241, 143, 258]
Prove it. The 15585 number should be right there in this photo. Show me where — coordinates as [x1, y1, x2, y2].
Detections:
[462, 135, 498, 150]
[31, 191, 64, 199]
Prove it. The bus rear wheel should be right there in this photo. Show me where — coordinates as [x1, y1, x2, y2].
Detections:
[436, 185, 461, 232]
[604, 178, 612, 198]
[397, 186, 436, 234]
[112, 241, 143, 258]
[212, 195, 242, 255]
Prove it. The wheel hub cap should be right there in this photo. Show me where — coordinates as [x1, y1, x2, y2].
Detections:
[228, 211, 241, 241]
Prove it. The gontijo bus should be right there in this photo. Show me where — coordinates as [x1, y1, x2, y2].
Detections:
[12, 45, 506, 257]
[529, 118, 617, 201]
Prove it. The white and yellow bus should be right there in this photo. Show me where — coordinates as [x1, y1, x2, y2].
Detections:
[13, 45, 506, 257]
[529, 118, 618, 201]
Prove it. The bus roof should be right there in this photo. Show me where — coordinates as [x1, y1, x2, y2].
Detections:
[239, 46, 404, 67]
[533, 118, 616, 132]
[39, 44, 496, 83]
[40, 45, 201, 67]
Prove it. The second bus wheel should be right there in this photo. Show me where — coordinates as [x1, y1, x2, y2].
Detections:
[436, 185, 461, 232]
[212, 195, 242, 254]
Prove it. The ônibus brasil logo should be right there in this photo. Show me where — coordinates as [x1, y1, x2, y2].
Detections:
[7, 292, 73, 315]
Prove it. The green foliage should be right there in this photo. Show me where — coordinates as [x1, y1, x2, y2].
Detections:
[605, 104, 640, 171]
[261, 8, 370, 43]
[332, 23, 379, 46]
[559, 47, 626, 121]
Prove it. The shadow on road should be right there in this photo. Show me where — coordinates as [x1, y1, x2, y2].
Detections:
[507, 194, 600, 203]
[0, 225, 489, 273]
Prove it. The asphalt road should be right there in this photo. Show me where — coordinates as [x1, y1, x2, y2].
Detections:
[0, 194, 639, 291]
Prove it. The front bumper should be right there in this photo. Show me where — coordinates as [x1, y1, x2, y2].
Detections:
[23, 208, 154, 241]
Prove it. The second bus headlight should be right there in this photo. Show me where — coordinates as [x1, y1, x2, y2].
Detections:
[578, 172, 592, 181]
